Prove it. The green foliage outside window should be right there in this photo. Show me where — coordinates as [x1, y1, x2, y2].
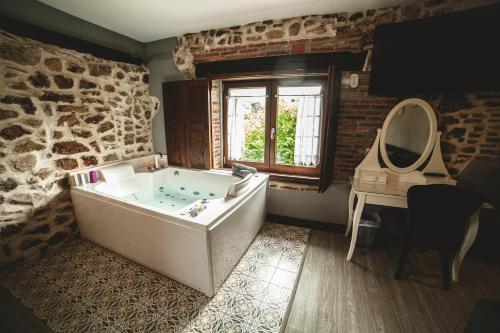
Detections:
[276, 104, 297, 165]
[242, 101, 298, 165]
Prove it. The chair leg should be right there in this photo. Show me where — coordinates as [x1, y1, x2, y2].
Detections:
[395, 242, 411, 280]
[439, 247, 450, 290]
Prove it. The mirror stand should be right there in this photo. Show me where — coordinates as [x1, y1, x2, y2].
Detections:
[354, 129, 455, 185]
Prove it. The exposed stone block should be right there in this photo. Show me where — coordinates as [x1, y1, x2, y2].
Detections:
[71, 129, 92, 138]
[101, 134, 115, 142]
[0, 108, 18, 120]
[47, 232, 68, 245]
[85, 114, 105, 124]
[52, 141, 89, 155]
[104, 84, 115, 92]
[79, 79, 97, 89]
[54, 215, 72, 225]
[24, 224, 50, 235]
[89, 64, 112, 77]
[81, 155, 98, 166]
[0, 125, 31, 140]
[20, 239, 42, 250]
[349, 12, 364, 21]
[9, 82, 29, 90]
[115, 71, 125, 79]
[53, 75, 74, 89]
[103, 153, 118, 162]
[266, 30, 285, 39]
[124, 133, 134, 145]
[57, 114, 80, 127]
[67, 62, 85, 73]
[28, 71, 51, 88]
[136, 136, 148, 143]
[90, 141, 101, 153]
[12, 154, 36, 171]
[45, 58, 62, 72]
[14, 139, 45, 153]
[0, 95, 36, 114]
[288, 22, 301, 36]
[39, 92, 74, 103]
[0, 178, 18, 192]
[97, 121, 114, 133]
[21, 119, 43, 128]
[0, 42, 41, 65]
[56, 105, 89, 113]
[56, 158, 78, 170]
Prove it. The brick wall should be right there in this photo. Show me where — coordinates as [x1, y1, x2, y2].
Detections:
[210, 80, 222, 169]
[336, 72, 500, 181]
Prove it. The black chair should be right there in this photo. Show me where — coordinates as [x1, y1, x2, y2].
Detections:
[394, 184, 484, 289]
[465, 299, 500, 333]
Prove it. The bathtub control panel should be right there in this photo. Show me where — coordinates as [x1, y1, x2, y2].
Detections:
[182, 201, 208, 218]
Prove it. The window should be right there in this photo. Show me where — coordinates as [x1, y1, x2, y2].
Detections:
[223, 78, 326, 177]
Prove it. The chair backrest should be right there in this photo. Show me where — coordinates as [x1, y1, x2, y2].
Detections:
[407, 184, 485, 248]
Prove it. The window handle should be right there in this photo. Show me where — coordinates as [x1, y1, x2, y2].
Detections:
[271, 127, 275, 140]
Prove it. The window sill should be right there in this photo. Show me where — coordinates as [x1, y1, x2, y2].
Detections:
[268, 173, 319, 186]
[269, 180, 319, 192]
[269, 173, 319, 191]
[216, 168, 320, 191]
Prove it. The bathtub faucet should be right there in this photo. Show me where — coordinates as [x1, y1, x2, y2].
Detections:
[148, 152, 167, 171]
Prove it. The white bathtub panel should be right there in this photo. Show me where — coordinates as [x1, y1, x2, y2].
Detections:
[208, 182, 267, 292]
[71, 192, 213, 296]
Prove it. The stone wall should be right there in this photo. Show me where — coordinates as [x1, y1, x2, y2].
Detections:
[173, 0, 496, 78]
[0, 31, 153, 265]
[174, 0, 499, 181]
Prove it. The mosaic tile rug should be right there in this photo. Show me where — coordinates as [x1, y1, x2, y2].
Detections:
[0, 223, 309, 333]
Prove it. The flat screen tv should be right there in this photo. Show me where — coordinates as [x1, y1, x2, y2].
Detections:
[369, 4, 500, 95]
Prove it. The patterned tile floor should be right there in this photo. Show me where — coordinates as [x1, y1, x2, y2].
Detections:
[0, 223, 309, 333]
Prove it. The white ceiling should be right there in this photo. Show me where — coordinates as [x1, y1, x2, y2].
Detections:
[37, 0, 410, 42]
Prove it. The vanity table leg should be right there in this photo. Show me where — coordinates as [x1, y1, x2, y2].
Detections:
[452, 209, 480, 282]
[347, 193, 366, 261]
[345, 187, 356, 236]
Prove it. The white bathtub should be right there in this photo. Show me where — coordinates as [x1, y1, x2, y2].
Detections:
[70, 163, 268, 296]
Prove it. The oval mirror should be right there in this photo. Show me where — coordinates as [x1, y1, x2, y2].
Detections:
[380, 98, 437, 173]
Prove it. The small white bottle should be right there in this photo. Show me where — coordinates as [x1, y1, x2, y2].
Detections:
[154, 155, 160, 169]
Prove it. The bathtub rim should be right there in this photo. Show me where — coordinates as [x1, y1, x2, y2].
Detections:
[70, 171, 269, 232]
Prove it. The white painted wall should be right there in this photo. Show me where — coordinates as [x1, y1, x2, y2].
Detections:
[268, 183, 350, 225]
[144, 38, 185, 154]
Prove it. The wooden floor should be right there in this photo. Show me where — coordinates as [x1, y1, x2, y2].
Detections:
[284, 230, 500, 333]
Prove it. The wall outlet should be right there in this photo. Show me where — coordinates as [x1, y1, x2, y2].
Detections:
[350, 74, 359, 88]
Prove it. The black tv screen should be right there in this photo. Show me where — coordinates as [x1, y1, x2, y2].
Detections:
[369, 4, 500, 95]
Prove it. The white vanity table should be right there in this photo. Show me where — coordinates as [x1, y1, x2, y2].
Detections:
[345, 98, 484, 282]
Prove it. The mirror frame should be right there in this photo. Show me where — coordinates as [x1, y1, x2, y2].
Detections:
[380, 98, 437, 174]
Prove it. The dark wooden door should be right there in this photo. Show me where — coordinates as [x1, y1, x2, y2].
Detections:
[162, 79, 211, 169]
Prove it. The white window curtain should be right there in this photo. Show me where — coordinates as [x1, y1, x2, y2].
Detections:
[293, 95, 322, 166]
[227, 97, 245, 160]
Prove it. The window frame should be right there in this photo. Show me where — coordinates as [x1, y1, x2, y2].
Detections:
[222, 76, 328, 177]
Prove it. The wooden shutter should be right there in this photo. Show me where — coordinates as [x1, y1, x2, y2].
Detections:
[163, 81, 186, 167]
[183, 79, 211, 169]
[318, 65, 342, 192]
[162, 79, 211, 169]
